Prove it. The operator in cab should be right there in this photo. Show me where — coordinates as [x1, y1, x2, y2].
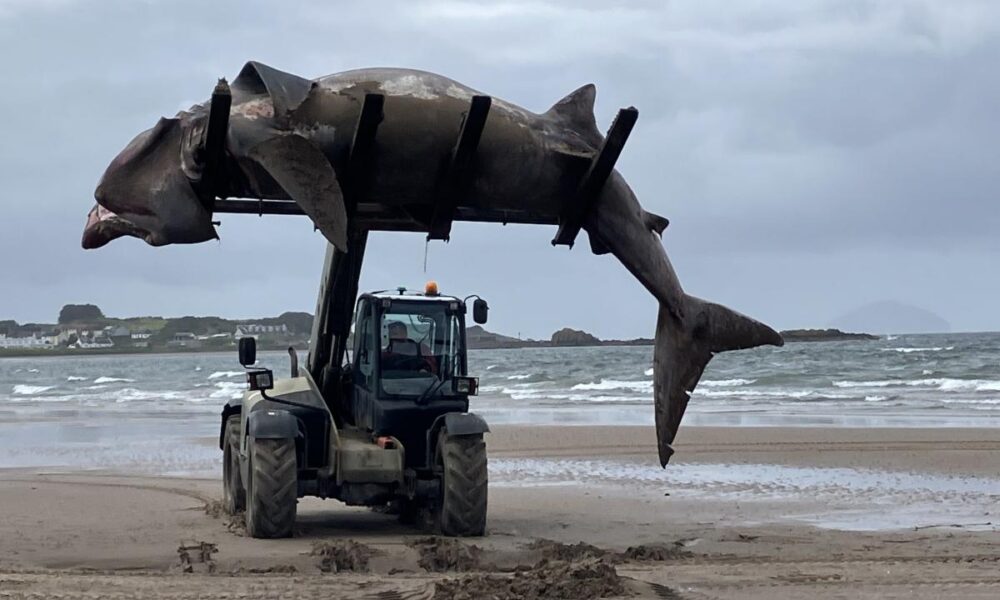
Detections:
[381, 321, 438, 374]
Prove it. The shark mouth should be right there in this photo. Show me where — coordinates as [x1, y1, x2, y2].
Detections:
[81, 203, 153, 249]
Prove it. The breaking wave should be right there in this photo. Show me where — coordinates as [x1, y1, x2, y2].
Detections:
[208, 371, 244, 380]
[12, 385, 55, 395]
[93, 376, 135, 384]
[66, 376, 88, 382]
[700, 378, 756, 387]
[834, 378, 1000, 392]
[210, 381, 245, 400]
[571, 379, 653, 393]
[883, 347, 955, 353]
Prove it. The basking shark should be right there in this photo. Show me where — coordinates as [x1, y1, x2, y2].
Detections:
[83, 62, 783, 465]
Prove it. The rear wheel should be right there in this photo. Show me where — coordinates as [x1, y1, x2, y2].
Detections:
[437, 431, 488, 536]
[222, 416, 245, 514]
[246, 437, 297, 538]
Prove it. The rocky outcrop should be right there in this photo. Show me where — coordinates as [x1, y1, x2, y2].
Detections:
[550, 328, 601, 346]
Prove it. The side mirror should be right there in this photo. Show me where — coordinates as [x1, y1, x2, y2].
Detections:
[238, 337, 256, 367]
[472, 298, 489, 325]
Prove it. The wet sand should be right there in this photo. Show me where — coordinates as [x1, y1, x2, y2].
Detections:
[1, 425, 998, 598]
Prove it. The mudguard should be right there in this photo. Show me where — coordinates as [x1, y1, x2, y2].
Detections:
[219, 399, 243, 450]
[247, 408, 300, 440]
[442, 412, 490, 437]
[427, 412, 490, 466]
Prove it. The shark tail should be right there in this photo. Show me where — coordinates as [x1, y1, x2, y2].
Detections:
[653, 295, 783, 466]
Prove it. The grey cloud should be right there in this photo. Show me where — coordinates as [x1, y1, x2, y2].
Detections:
[1, 0, 997, 336]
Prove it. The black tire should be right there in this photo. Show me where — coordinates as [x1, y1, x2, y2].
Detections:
[437, 431, 488, 536]
[222, 416, 245, 514]
[246, 437, 298, 539]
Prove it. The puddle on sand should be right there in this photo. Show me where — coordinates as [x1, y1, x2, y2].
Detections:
[490, 458, 1000, 532]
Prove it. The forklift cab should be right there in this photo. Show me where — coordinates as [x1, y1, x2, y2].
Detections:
[346, 286, 484, 468]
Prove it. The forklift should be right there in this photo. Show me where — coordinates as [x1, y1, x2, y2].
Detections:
[220, 246, 490, 538]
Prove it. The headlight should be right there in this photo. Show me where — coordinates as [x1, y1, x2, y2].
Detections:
[453, 376, 479, 396]
[247, 369, 274, 391]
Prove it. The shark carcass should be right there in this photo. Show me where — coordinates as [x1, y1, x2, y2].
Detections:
[82, 61, 783, 465]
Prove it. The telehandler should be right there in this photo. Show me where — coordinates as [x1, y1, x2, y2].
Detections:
[221, 275, 490, 539]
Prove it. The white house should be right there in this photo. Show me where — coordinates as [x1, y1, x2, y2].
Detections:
[74, 337, 114, 349]
[0, 333, 58, 349]
[234, 323, 288, 340]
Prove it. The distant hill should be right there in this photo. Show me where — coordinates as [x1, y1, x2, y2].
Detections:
[830, 301, 950, 334]
[466, 325, 524, 349]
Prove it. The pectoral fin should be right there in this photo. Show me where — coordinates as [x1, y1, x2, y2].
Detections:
[248, 135, 347, 252]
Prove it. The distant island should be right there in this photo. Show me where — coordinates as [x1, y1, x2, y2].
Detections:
[466, 326, 653, 349]
[1, 304, 879, 357]
[830, 300, 950, 334]
[780, 328, 880, 343]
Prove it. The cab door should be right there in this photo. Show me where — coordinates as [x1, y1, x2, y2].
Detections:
[351, 298, 378, 428]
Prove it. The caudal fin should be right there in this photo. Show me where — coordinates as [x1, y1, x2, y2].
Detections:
[653, 295, 783, 466]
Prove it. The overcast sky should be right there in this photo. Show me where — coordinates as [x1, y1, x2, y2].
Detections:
[1, 0, 998, 338]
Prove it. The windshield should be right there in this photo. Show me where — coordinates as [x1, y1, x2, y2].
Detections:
[379, 301, 464, 397]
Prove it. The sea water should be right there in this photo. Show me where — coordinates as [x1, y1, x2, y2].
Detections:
[2, 332, 999, 474]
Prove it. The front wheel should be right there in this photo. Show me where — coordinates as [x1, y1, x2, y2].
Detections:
[437, 431, 488, 536]
[222, 416, 245, 514]
[245, 437, 298, 538]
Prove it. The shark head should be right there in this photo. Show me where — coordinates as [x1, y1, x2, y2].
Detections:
[83, 115, 218, 249]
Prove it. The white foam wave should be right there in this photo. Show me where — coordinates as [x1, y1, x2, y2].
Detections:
[940, 379, 1000, 392]
[696, 389, 839, 399]
[571, 379, 653, 393]
[112, 388, 190, 403]
[700, 378, 756, 387]
[834, 378, 1000, 392]
[208, 371, 244, 380]
[506, 374, 532, 380]
[93, 376, 135, 384]
[210, 381, 245, 400]
[27, 368, 39, 373]
[66, 376, 88, 382]
[644, 368, 653, 376]
[500, 387, 649, 403]
[884, 347, 955, 353]
[865, 395, 887, 402]
[12, 385, 55, 395]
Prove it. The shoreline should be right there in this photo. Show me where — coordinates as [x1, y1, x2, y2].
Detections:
[1, 424, 997, 598]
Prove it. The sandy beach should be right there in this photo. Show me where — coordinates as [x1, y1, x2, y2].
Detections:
[0, 425, 997, 598]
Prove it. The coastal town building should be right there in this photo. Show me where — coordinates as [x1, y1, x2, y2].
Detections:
[234, 323, 288, 340]
[74, 336, 114, 349]
[166, 332, 201, 348]
[0, 332, 58, 349]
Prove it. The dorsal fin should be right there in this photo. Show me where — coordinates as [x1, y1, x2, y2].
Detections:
[545, 84, 602, 147]
[643, 210, 670, 237]
[231, 61, 314, 115]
